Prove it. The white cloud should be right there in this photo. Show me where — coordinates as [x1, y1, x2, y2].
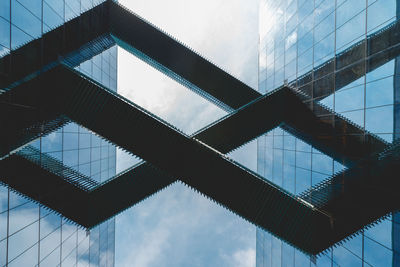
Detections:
[116, 183, 255, 267]
[115, 0, 259, 266]
[232, 248, 256, 267]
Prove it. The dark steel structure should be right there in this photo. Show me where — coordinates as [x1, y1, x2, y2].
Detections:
[2, 0, 400, 256]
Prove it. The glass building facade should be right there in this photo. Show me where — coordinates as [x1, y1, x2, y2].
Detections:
[0, 0, 116, 266]
[257, 0, 400, 266]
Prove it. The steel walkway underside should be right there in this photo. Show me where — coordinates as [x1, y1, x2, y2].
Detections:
[0, 66, 398, 255]
[1, 0, 399, 255]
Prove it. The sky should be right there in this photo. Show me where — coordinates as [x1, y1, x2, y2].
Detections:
[114, 0, 260, 266]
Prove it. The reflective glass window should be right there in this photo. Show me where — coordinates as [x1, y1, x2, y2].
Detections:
[283, 164, 295, 193]
[62, 226, 77, 264]
[0, 0, 10, 21]
[79, 148, 91, 165]
[295, 168, 311, 193]
[81, 0, 93, 12]
[0, 239, 6, 266]
[64, 132, 79, 150]
[17, 0, 42, 18]
[40, 229, 61, 264]
[11, 24, 33, 49]
[314, 32, 334, 66]
[314, 12, 334, 44]
[315, 0, 334, 26]
[79, 163, 91, 177]
[45, 0, 64, 19]
[64, 149, 79, 168]
[271, 236, 281, 267]
[0, 211, 7, 243]
[295, 250, 309, 266]
[91, 147, 101, 162]
[366, 76, 394, 108]
[336, 10, 366, 51]
[11, 1, 41, 39]
[0, 185, 7, 213]
[43, 1, 64, 32]
[8, 244, 38, 267]
[340, 109, 365, 128]
[366, 105, 393, 136]
[8, 221, 39, 262]
[66, 0, 80, 16]
[64, 122, 79, 133]
[9, 201, 38, 235]
[337, 0, 366, 27]
[335, 84, 364, 112]
[367, 0, 396, 33]
[0, 17, 10, 48]
[80, 133, 91, 149]
[312, 152, 333, 175]
[42, 132, 63, 153]
[40, 211, 60, 239]
[9, 190, 28, 209]
[364, 233, 393, 266]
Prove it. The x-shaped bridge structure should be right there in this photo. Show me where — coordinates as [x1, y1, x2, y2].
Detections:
[1, 0, 400, 255]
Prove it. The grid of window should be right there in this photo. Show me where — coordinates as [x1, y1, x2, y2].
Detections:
[0, 0, 116, 266]
[257, 0, 400, 266]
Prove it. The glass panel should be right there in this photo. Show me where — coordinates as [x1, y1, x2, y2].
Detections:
[91, 147, 101, 162]
[367, 0, 396, 33]
[271, 236, 281, 267]
[294, 249, 309, 266]
[8, 221, 39, 262]
[364, 233, 393, 266]
[17, 0, 42, 18]
[8, 244, 38, 267]
[9, 190, 29, 209]
[40, 211, 61, 239]
[282, 242, 294, 266]
[366, 76, 394, 108]
[77, 234, 90, 267]
[339, 109, 365, 129]
[65, 0, 80, 16]
[8, 201, 38, 235]
[314, 32, 334, 66]
[0, 210, 7, 243]
[89, 227, 100, 266]
[366, 105, 393, 136]
[62, 224, 77, 264]
[336, 10, 366, 51]
[79, 148, 91, 165]
[81, 0, 93, 12]
[43, 1, 64, 32]
[365, 218, 392, 249]
[40, 247, 60, 266]
[314, 12, 334, 44]
[11, 1, 41, 39]
[366, 59, 394, 83]
[64, 122, 79, 133]
[0, 0, 10, 21]
[11, 24, 33, 49]
[64, 149, 79, 168]
[0, 185, 7, 213]
[45, 0, 64, 19]
[335, 84, 364, 112]
[40, 227, 61, 261]
[80, 133, 91, 149]
[337, 0, 366, 28]
[0, 17, 10, 48]
[295, 168, 311, 194]
[0, 239, 6, 266]
[42, 132, 63, 153]
[64, 132, 79, 151]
